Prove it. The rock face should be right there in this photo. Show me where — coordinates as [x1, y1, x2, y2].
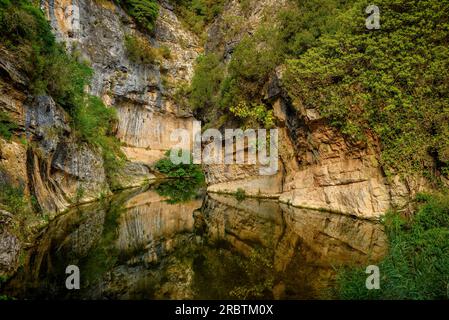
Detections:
[42, 0, 201, 167]
[26, 96, 110, 213]
[0, 49, 110, 215]
[199, 0, 429, 219]
[0, 210, 20, 277]
[277, 99, 393, 219]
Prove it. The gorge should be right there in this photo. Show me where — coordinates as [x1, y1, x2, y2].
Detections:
[1, 0, 448, 300]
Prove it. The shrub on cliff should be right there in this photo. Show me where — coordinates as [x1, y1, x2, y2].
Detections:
[154, 150, 205, 203]
[171, 0, 226, 38]
[124, 34, 158, 65]
[189, 53, 224, 111]
[116, 0, 159, 32]
[0, 112, 17, 141]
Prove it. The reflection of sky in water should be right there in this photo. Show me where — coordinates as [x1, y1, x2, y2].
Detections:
[5, 186, 387, 300]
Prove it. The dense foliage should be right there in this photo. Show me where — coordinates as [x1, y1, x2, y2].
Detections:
[115, 0, 159, 32]
[337, 193, 449, 300]
[189, 53, 224, 111]
[188, 0, 350, 128]
[170, 0, 226, 39]
[283, 0, 449, 177]
[188, 0, 449, 178]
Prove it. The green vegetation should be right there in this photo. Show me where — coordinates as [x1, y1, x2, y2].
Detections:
[154, 150, 205, 203]
[283, 0, 449, 177]
[187, 0, 348, 128]
[0, 112, 17, 140]
[171, 0, 226, 38]
[72, 95, 125, 186]
[234, 188, 246, 202]
[124, 35, 173, 66]
[155, 150, 205, 180]
[0, 0, 89, 110]
[158, 45, 172, 60]
[229, 102, 274, 129]
[115, 0, 159, 32]
[337, 193, 449, 300]
[0, 0, 124, 182]
[189, 53, 224, 111]
[188, 0, 449, 178]
[0, 181, 29, 216]
[0, 175, 45, 243]
[155, 179, 203, 204]
[124, 34, 158, 65]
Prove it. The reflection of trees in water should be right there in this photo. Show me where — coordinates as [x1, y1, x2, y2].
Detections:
[155, 178, 204, 204]
[6, 189, 387, 300]
[4, 190, 133, 299]
[192, 242, 275, 299]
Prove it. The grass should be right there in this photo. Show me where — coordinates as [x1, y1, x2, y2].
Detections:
[336, 193, 449, 300]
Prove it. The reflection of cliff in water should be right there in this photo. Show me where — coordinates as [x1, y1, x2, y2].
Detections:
[5, 187, 387, 300]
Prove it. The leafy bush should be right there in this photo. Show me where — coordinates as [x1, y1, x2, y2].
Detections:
[234, 188, 246, 202]
[116, 0, 159, 32]
[220, 27, 283, 108]
[276, 0, 350, 56]
[155, 179, 203, 204]
[171, 0, 226, 38]
[337, 193, 449, 300]
[0, 0, 92, 112]
[71, 96, 125, 185]
[0, 181, 28, 214]
[154, 150, 205, 203]
[158, 45, 171, 60]
[0, 112, 17, 140]
[189, 53, 224, 111]
[124, 34, 158, 65]
[155, 150, 205, 180]
[229, 102, 275, 129]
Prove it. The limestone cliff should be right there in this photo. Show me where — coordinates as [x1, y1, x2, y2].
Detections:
[198, 0, 429, 219]
[42, 0, 200, 166]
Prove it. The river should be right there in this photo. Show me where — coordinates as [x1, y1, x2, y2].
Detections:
[5, 184, 387, 299]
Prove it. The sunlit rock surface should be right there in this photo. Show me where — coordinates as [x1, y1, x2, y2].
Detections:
[42, 0, 200, 168]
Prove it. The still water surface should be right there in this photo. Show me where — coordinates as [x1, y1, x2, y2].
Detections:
[7, 185, 387, 299]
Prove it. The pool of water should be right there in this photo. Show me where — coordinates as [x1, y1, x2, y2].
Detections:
[5, 185, 387, 299]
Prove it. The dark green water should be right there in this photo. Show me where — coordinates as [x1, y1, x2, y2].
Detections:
[4, 185, 387, 299]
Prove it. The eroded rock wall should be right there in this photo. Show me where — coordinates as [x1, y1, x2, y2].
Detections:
[199, 0, 429, 219]
[42, 0, 201, 167]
